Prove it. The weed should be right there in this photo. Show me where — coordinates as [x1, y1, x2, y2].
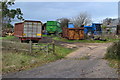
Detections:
[2, 44, 74, 74]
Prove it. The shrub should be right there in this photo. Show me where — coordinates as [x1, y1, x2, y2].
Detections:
[105, 40, 120, 60]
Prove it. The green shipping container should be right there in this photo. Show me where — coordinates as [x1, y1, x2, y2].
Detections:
[46, 21, 62, 34]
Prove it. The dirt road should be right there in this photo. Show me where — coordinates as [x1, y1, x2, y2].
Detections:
[3, 43, 118, 78]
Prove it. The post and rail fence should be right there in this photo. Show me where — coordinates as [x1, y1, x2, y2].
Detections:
[29, 40, 55, 55]
[2, 40, 56, 55]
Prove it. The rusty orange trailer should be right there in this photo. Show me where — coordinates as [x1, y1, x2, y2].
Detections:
[62, 27, 84, 40]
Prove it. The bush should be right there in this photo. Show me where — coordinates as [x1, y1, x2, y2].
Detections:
[105, 40, 120, 60]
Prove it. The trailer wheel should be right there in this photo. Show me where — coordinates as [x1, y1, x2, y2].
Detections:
[21, 40, 24, 43]
[35, 40, 39, 43]
[21, 40, 26, 43]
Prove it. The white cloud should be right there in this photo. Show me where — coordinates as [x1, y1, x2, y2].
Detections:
[10, 2, 118, 24]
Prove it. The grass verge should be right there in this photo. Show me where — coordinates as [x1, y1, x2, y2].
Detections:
[2, 44, 75, 74]
[52, 36, 120, 43]
[107, 59, 120, 74]
[105, 40, 120, 74]
[1, 36, 16, 40]
[107, 59, 119, 69]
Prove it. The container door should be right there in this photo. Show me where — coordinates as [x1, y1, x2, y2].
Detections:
[23, 22, 42, 38]
[36, 23, 42, 37]
[32, 23, 37, 37]
[23, 22, 29, 37]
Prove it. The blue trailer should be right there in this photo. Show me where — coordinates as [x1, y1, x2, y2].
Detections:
[92, 23, 102, 35]
[84, 23, 102, 35]
[84, 26, 94, 34]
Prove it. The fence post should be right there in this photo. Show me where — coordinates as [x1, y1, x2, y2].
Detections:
[52, 41, 57, 56]
[47, 43, 49, 54]
[52, 41, 55, 54]
[29, 40, 32, 53]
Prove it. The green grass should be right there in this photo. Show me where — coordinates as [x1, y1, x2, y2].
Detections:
[2, 53, 37, 73]
[107, 59, 119, 69]
[32, 43, 74, 58]
[105, 40, 120, 73]
[52, 36, 120, 43]
[0, 37, 2, 39]
[3, 35, 119, 43]
[55, 45, 74, 58]
[107, 59, 120, 74]
[1, 36, 16, 40]
[2, 44, 75, 74]
[42, 34, 56, 37]
[42, 34, 48, 37]
[105, 40, 120, 59]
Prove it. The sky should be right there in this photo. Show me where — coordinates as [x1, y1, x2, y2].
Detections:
[14, 0, 120, 2]
[10, 2, 118, 24]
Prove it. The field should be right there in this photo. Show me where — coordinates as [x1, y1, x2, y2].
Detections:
[2, 35, 120, 75]
[42, 35, 120, 43]
[2, 36, 75, 74]
[3, 40, 118, 78]
[43, 35, 120, 74]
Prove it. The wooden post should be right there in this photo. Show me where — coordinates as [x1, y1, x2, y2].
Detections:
[29, 40, 32, 54]
[52, 41, 55, 54]
[52, 40, 57, 56]
[47, 43, 49, 54]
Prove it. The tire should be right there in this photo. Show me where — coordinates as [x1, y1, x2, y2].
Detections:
[21, 40, 24, 43]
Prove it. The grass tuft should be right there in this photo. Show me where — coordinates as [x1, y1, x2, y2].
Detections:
[2, 44, 75, 74]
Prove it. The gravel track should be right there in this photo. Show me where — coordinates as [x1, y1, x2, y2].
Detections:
[3, 43, 118, 78]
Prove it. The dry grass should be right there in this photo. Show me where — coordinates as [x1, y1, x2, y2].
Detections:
[2, 42, 74, 74]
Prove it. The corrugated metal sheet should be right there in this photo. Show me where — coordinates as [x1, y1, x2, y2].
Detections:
[14, 23, 24, 37]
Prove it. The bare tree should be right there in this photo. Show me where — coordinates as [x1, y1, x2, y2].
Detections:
[71, 12, 92, 27]
[57, 18, 70, 28]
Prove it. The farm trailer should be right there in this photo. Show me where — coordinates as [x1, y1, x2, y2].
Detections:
[84, 23, 102, 35]
[62, 27, 84, 40]
[46, 21, 62, 35]
[14, 20, 42, 42]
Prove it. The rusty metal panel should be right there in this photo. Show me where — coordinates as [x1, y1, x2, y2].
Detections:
[14, 22, 24, 37]
[62, 27, 84, 40]
[79, 30, 84, 39]
[68, 29, 75, 39]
